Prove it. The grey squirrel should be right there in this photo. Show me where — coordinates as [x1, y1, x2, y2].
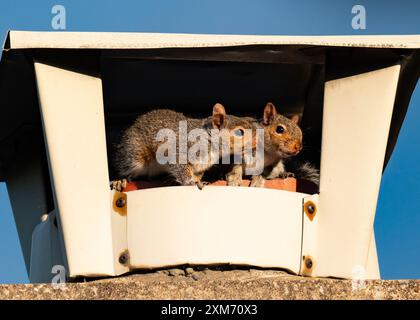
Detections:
[227, 102, 320, 188]
[112, 104, 258, 190]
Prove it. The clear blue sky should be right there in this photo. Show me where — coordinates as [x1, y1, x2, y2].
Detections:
[0, 0, 419, 283]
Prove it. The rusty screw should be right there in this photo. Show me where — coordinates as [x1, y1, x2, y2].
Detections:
[116, 197, 126, 208]
[119, 251, 130, 265]
[305, 257, 313, 269]
[306, 203, 315, 214]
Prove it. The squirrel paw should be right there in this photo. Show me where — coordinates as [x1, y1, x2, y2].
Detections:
[250, 175, 266, 188]
[196, 181, 209, 190]
[110, 179, 128, 192]
[278, 172, 295, 179]
[226, 173, 242, 187]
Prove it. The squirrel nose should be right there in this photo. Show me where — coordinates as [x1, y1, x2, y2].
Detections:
[290, 141, 302, 153]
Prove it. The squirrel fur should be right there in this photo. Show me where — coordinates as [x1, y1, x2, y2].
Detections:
[113, 104, 257, 190]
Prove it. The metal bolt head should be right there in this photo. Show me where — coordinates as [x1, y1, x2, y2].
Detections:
[116, 197, 126, 208]
[119, 251, 129, 265]
[304, 201, 317, 220]
[307, 204, 315, 214]
[305, 257, 313, 269]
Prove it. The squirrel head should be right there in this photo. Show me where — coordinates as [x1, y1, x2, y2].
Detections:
[210, 103, 258, 155]
[261, 102, 303, 157]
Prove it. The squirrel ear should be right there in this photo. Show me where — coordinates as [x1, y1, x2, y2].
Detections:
[263, 102, 277, 125]
[290, 114, 300, 124]
[212, 103, 227, 129]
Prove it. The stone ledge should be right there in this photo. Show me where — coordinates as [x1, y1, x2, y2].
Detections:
[1, 269, 419, 300]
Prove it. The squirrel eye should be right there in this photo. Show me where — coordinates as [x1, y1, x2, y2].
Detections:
[233, 128, 245, 137]
[276, 125, 285, 134]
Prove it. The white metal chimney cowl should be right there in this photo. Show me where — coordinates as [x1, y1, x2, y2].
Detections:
[0, 31, 419, 283]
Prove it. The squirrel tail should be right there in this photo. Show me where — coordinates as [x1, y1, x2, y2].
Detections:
[286, 160, 320, 187]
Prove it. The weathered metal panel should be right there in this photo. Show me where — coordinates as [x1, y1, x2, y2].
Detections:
[33, 62, 128, 277]
[308, 65, 400, 278]
[5, 31, 420, 49]
[127, 186, 305, 273]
